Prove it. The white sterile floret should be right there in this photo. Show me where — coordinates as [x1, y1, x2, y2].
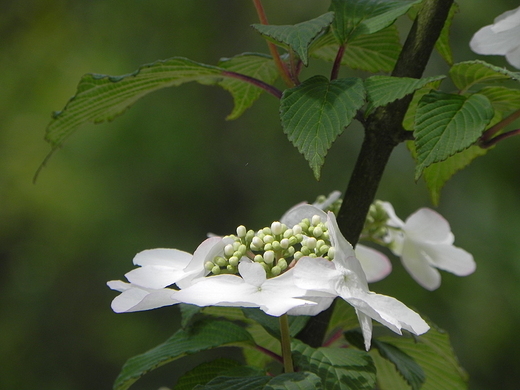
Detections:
[172, 260, 317, 316]
[292, 209, 430, 350]
[380, 201, 476, 291]
[470, 6, 520, 69]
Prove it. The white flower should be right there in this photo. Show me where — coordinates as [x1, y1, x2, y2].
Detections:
[470, 6, 520, 69]
[381, 202, 476, 291]
[293, 211, 430, 350]
[281, 197, 392, 283]
[107, 237, 232, 313]
[172, 260, 319, 316]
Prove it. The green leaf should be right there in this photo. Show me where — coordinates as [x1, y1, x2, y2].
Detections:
[218, 53, 279, 120]
[330, 0, 422, 43]
[477, 86, 520, 113]
[45, 57, 240, 153]
[113, 319, 255, 390]
[327, 299, 360, 337]
[414, 91, 494, 179]
[402, 79, 444, 130]
[409, 142, 488, 205]
[280, 75, 365, 180]
[197, 372, 322, 390]
[180, 303, 202, 328]
[371, 323, 468, 390]
[364, 75, 445, 113]
[344, 329, 425, 390]
[311, 26, 401, 73]
[449, 60, 520, 93]
[435, 2, 458, 65]
[175, 358, 242, 390]
[251, 12, 335, 66]
[292, 340, 376, 390]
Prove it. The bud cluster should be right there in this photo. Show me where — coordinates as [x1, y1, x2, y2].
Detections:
[205, 214, 335, 278]
[362, 200, 390, 241]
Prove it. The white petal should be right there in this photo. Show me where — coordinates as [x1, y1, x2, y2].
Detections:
[355, 245, 392, 283]
[133, 248, 192, 267]
[184, 237, 230, 274]
[107, 280, 131, 292]
[404, 208, 452, 243]
[286, 293, 335, 316]
[280, 204, 327, 228]
[125, 265, 187, 289]
[348, 291, 430, 336]
[312, 191, 341, 210]
[400, 240, 441, 290]
[491, 6, 520, 33]
[419, 243, 476, 276]
[293, 256, 341, 294]
[355, 310, 373, 351]
[378, 201, 404, 228]
[110, 286, 178, 313]
[238, 261, 266, 287]
[506, 44, 520, 69]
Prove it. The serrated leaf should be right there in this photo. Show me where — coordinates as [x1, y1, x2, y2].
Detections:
[449, 60, 520, 93]
[280, 75, 365, 180]
[292, 340, 376, 390]
[330, 0, 422, 43]
[311, 26, 401, 73]
[414, 91, 494, 179]
[364, 75, 445, 113]
[180, 303, 202, 328]
[218, 53, 279, 120]
[251, 12, 334, 66]
[402, 79, 444, 130]
[435, 2, 458, 65]
[409, 142, 488, 205]
[344, 329, 425, 390]
[371, 322, 468, 390]
[477, 86, 520, 112]
[113, 319, 255, 390]
[175, 358, 242, 390]
[197, 372, 322, 390]
[45, 57, 231, 152]
[241, 308, 310, 340]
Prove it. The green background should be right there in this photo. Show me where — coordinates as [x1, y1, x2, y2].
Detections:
[1, 1, 519, 389]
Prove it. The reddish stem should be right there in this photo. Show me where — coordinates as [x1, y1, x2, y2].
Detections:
[480, 108, 520, 143]
[480, 128, 520, 148]
[322, 328, 345, 347]
[255, 345, 284, 363]
[331, 44, 346, 80]
[252, 0, 294, 87]
[222, 70, 282, 99]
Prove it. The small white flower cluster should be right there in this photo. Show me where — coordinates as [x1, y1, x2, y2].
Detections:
[108, 192, 478, 348]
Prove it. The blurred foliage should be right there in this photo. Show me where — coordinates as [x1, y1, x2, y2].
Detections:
[1, 0, 519, 389]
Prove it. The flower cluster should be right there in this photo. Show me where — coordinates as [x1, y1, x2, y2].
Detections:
[108, 199, 430, 350]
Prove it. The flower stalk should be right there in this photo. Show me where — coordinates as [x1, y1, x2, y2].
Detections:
[279, 314, 294, 373]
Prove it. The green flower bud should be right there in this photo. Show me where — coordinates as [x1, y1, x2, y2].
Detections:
[283, 229, 293, 238]
[264, 243, 273, 251]
[292, 225, 303, 235]
[301, 246, 311, 256]
[211, 265, 221, 275]
[233, 241, 241, 251]
[252, 236, 264, 248]
[306, 237, 317, 249]
[311, 215, 321, 226]
[262, 227, 272, 235]
[229, 256, 239, 267]
[294, 251, 303, 260]
[271, 266, 281, 276]
[319, 244, 330, 255]
[264, 250, 275, 264]
[205, 261, 215, 270]
[250, 243, 260, 251]
[277, 258, 287, 270]
[284, 246, 295, 257]
[215, 256, 228, 267]
[272, 241, 281, 251]
[328, 246, 335, 260]
[313, 226, 323, 237]
[280, 238, 290, 249]
[321, 231, 330, 241]
[236, 225, 247, 238]
[254, 254, 264, 263]
[245, 229, 255, 242]
[227, 264, 237, 273]
[263, 235, 274, 244]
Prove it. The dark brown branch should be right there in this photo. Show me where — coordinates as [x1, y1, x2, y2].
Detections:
[297, 0, 454, 348]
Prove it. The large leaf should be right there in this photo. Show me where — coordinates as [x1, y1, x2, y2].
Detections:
[218, 53, 279, 119]
[402, 80, 444, 131]
[344, 330, 425, 390]
[364, 75, 445, 113]
[414, 91, 494, 179]
[175, 358, 243, 390]
[311, 26, 401, 73]
[280, 75, 365, 179]
[409, 142, 488, 205]
[251, 12, 334, 66]
[371, 323, 468, 390]
[197, 371, 323, 390]
[449, 60, 520, 93]
[45, 57, 240, 151]
[330, 0, 422, 43]
[476, 86, 520, 113]
[113, 319, 255, 390]
[292, 340, 376, 390]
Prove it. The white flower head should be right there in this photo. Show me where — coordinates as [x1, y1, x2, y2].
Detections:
[292, 210, 429, 350]
[470, 6, 520, 69]
[380, 202, 476, 291]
